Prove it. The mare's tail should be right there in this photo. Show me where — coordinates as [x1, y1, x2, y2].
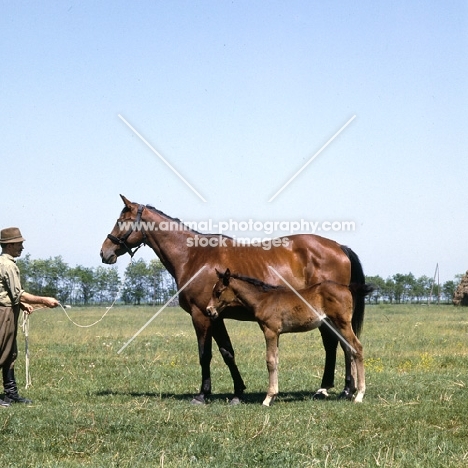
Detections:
[340, 245, 373, 337]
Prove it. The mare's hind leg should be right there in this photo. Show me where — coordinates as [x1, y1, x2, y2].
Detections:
[212, 317, 246, 405]
[338, 342, 356, 400]
[313, 325, 338, 399]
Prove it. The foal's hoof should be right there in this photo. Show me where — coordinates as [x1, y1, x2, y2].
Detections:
[190, 394, 206, 405]
[229, 396, 241, 406]
[262, 395, 276, 406]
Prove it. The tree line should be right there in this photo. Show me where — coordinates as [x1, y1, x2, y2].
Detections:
[365, 273, 461, 304]
[15, 254, 461, 306]
[17, 255, 177, 306]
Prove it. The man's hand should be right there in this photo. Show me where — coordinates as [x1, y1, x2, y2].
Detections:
[20, 302, 34, 314]
[42, 297, 60, 308]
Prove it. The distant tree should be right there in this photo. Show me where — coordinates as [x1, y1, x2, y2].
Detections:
[94, 266, 120, 304]
[365, 275, 385, 303]
[148, 259, 176, 305]
[16, 253, 32, 289]
[121, 258, 151, 305]
[382, 277, 396, 303]
[70, 266, 97, 305]
[392, 274, 406, 303]
[392, 273, 416, 303]
[412, 275, 432, 303]
[442, 280, 457, 304]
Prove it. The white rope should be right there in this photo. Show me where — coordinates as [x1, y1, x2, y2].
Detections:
[20, 311, 32, 389]
[57, 299, 116, 328]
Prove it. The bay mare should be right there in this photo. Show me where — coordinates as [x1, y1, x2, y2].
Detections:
[207, 269, 371, 406]
[100, 195, 370, 404]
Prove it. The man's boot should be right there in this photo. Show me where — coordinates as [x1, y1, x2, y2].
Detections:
[2, 368, 32, 404]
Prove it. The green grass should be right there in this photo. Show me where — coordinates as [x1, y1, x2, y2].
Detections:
[1, 304, 467, 467]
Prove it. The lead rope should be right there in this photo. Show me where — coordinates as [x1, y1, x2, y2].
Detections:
[20, 311, 32, 389]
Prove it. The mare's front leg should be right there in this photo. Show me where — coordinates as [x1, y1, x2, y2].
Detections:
[313, 325, 338, 399]
[262, 329, 279, 407]
[212, 317, 246, 405]
[191, 308, 213, 404]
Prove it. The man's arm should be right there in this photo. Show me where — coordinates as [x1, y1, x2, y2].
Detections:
[20, 292, 59, 308]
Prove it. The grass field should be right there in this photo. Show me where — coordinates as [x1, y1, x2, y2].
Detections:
[0, 303, 467, 467]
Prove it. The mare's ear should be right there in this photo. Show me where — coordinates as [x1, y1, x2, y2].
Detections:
[215, 268, 223, 279]
[222, 268, 231, 286]
[120, 194, 133, 209]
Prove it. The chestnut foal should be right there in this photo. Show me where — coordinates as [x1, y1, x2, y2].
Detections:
[206, 269, 369, 406]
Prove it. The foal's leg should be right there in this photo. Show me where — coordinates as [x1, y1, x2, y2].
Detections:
[212, 318, 246, 405]
[262, 329, 280, 407]
[337, 325, 365, 402]
[349, 338, 365, 403]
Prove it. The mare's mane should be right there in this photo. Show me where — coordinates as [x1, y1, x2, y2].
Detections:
[121, 204, 234, 238]
[120, 204, 187, 225]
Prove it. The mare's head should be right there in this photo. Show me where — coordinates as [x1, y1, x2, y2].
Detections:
[100, 195, 147, 264]
[206, 269, 238, 319]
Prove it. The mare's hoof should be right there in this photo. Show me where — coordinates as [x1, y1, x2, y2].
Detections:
[338, 390, 354, 401]
[229, 397, 241, 406]
[312, 389, 329, 400]
[190, 395, 206, 405]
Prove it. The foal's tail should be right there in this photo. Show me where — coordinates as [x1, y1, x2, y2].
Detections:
[340, 245, 374, 337]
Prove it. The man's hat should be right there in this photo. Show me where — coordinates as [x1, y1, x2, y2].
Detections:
[0, 227, 26, 244]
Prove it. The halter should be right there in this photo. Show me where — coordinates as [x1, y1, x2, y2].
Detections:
[107, 204, 147, 258]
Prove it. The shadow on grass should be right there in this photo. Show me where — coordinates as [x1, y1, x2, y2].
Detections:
[94, 389, 344, 405]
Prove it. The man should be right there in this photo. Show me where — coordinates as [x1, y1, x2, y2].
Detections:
[0, 227, 59, 407]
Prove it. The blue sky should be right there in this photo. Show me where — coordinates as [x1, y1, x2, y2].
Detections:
[1, 1, 466, 283]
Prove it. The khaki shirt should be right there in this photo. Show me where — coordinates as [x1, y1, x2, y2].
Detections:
[0, 253, 24, 306]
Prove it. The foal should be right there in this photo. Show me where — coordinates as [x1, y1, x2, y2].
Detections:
[206, 269, 367, 406]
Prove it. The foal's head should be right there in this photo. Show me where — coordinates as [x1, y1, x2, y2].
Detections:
[206, 268, 282, 319]
[206, 269, 238, 319]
